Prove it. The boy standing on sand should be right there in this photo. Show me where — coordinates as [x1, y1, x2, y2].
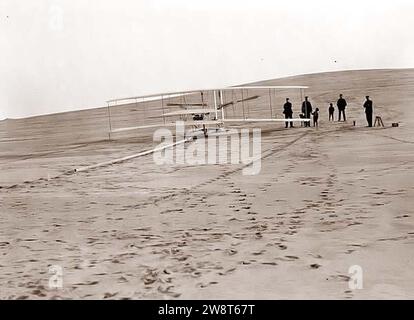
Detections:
[328, 103, 335, 121]
[312, 108, 320, 127]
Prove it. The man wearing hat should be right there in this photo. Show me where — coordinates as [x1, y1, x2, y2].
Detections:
[301, 96, 313, 127]
[363, 96, 373, 127]
[337, 94, 347, 122]
[283, 98, 294, 128]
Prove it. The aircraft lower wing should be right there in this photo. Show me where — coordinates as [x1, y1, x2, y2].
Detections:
[110, 120, 224, 134]
[167, 103, 207, 108]
[223, 118, 311, 123]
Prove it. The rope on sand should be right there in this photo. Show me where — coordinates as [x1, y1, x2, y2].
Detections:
[74, 138, 192, 173]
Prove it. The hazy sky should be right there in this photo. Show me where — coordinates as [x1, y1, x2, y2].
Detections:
[1, 0, 414, 119]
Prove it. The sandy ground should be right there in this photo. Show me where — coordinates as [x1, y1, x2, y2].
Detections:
[0, 69, 413, 299]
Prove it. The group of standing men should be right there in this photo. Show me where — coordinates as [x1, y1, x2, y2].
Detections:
[282, 94, 374, 128]
[283, 96, 317, 128]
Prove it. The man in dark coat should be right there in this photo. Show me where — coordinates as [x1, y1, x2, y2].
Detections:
[337, 94, 347, 122]
[363, 96, 373, 127]
[283, 98, 294, 128]
[302, 96, 313, 127]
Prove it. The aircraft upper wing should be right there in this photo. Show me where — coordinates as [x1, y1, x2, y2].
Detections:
[167, 103, 207, 107]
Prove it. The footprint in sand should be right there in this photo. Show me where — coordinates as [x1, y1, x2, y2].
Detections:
[198, 281, 219, 288]
[225, 249, 238, 256]
[157, 285, 181, 298]
[0, 241, 10, 248]
[31, 289, 47, 298]
[74, 280, 99, 286]
[218, 268, 237, 276]
[117, 276, 128, 283]
[396, 214, 410, 219]
[330, 274, 351, 282]
[103, 292, 118, 299]
[142, 269, 158, 285]
[252, 250, 266, 256]
[282, 255, 299, 261]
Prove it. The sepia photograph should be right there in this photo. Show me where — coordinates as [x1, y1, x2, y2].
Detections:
[1, 0, 413, 306]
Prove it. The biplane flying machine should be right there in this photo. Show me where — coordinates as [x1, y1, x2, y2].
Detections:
[106, 86, 310, 139]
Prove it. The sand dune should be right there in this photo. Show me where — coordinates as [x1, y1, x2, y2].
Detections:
[0, 69, 413, 299]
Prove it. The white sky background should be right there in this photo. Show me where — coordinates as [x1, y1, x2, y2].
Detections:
[1, 0, 414, 119]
